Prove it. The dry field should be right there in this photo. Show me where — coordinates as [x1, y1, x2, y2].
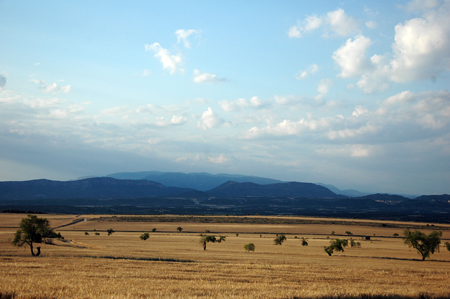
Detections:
[1, 214, 450, 299]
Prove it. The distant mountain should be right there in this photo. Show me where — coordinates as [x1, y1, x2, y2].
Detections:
[317, 183, 368, 197]
[207, 181, 341, 198]
[106, 171, 282, 191]
[0, 177, 193, 200]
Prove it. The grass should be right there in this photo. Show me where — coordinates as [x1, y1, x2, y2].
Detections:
[1, 213, 450, 298]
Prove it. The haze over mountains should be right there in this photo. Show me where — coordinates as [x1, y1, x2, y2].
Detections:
[1, 171, 449, 223]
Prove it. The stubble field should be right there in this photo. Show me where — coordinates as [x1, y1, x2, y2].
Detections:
[1, 214, 450, 299]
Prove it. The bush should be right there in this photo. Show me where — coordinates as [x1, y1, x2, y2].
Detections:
[331, 231, 335, 235]
[236, 233, 239, 237]
[445, 242, 450, 252]
[177, 226, 183, 232]
[393, 233, 399, 237]
[140, 232, 150, 240]
[301, 237, 308, 246]
[345, 231, 353, 236]
[350, 238, 361, 248]
[95, 232, 100, 235]
[244, 243, 255, 252]
[84, 232, 89, 235]
[107, 228, 115, 236]
[152, 228, 156, 232]
[205, 229, 211, 233]
[274, 234, 286, 245]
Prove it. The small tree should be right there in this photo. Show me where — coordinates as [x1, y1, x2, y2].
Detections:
[152, 228, 157, 232]
[331, 231, 335, 235]
[301, 237, 308, 246]
[95, 232, 100, 235]
[107, 228, 115, 236]
[177, 226, 183, 233]
[199, 234, 219, 250]
[444, 242, 450, 252]
[12, 215, 63, 256]
[217, 235, 226, 243]
[274, 234, 287, 245]
[393, 233, 399, 237]
[403, 229, 442, 261]
[84, 232, 89, 235]
[324, 238, 348, 256]
[350, 238, 361, 248]
[140, 232, 150, 240]
[244, 243, 255, 252]
[345, 231, 353, 236]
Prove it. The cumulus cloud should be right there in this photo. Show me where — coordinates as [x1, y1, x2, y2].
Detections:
[244, 118, 329, 139]
[198, 107, 224, 130]
[365, 21, 377, 29]
[219, 96, 266, 112]
[295, 64, 319, 80]
[155, 115, 187, 126]
[145, 43, 183, 74]
[317, 79, 333, 95]
[31, 79, 71, 94]
[0, 75, 6, 89]
[175, 29, 200, 48]
[333, 35, 372, 78]
[289, 8, 360, 38]
[193, 69, 227, 83]
[401, 0, 440, 12]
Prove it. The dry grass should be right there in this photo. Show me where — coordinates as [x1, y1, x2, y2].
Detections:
[1, 213, 450, 298]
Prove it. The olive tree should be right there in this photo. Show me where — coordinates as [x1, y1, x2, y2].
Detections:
[199, 234, 226, 250]
[12, 215, 63, 256]
[324, 238, 348, 256]
[403, 229, 442, 261]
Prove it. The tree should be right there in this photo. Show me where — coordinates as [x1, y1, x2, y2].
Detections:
[345, 231, 353, 236]
[393, 233, 399, 237]
[244, 243, 255, 252]
[403, 229, 442, 261]
[324, 238, 348, 256]
[301, 237, 308, 246]
[12, 215, 63, 256]
[140, 232, 150, 240]
[444, 242, 450, 252]
[177, 226, 183, 233]
[350, 238, 361, 248]
[274, 234, 286, 245]
[199, 234, 222, 250]
[152, 228, 157, 232]
[107, 228, 115, 236]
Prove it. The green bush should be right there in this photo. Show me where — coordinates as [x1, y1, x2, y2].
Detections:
[140, 232, 150, 240]
[95, 232, 100, 236]
[177, 226, 183, 232]
[324, 238, 348, 256]
[445, 242, 450, 252]
[84, 232, 89, 235]
[301, 237, 308, 246]
[152, 228, 156, 232]
[244, 243, 255, 252]
[274, 234, 286, 245]
[107, 228, 114, 236]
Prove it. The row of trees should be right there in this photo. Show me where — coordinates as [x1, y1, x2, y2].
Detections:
[11, 215, 449, 260]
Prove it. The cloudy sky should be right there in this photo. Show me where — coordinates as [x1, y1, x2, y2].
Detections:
[1, 0, 450, 195]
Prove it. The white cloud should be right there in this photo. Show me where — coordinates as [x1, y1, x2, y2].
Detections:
[145, 43, 183, 74]
[34, 62, 41, 66]
[327, 124, 379, 140]
[365, 21, 377, 29]
[208, 154, 228, 164]
[193, 69, 227, 83]
[219, 96, 266, 112]
[352, 105, 369, 117]
[31, 79, 71, 94]
[289, 8, 360, 38]
[175, 29, 200, 48]
[288, 25, 301, 38]
[401, 0, 440, 12]
[350, 145, 371, 157]
[0, 75, 6, 89]
[317, 78, 333, 95]
[390, 7, 450, 82]
[143, 69, 151, 76]
[333, 35, 372, 78]
[244, 118, 329, 139]
[198, 107, 224, 130]
[295, 64, 319, 80]
[155, 115, 187, 126]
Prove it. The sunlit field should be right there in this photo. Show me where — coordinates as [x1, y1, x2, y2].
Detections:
[1, 214, 450, 298]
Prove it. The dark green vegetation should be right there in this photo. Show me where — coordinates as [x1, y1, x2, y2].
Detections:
[140, 232, 149, 240]
[12, 214, 63, 256]
[403, 229, 442, 261]
[107, 228, 114, 236]
[199, 234, 226, 250]
[324, 239, 349, 256]
[243, 243, 255, 252]
[274, 234, 287, 245]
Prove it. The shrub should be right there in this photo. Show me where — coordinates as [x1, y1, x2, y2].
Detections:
[84, 232, 89, 235]
[152, 228, 156, 232]
[236, 233, 239, 237]
[393, 233, 399, 237]
[345, 231, 353, 236]
[140, 232, 150, 240]
[205, 229, 211, 233]
[177, 227, 183, 232]
[301, 237, 308, 246]
[445, 242, 450, 252]
[244, 243, 255, 252]
[331, 231, 335, 235]
[274, 234, 286, 245]
[95, 232, 100, 236]
[350, 238, 361, 248]
[107, 228, 115, 236]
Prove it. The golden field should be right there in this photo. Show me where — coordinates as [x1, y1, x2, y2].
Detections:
[1, 214, 450, 299]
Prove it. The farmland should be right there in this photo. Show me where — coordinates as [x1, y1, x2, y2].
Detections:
[1, 213, 450, 298]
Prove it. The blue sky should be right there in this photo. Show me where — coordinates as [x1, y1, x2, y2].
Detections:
[1, 0, 450, 195]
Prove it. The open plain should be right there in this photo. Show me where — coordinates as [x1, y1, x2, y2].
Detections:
[1, 214, 450, 299]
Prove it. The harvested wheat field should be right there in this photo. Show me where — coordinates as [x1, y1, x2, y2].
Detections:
[1, 214, 450, 299]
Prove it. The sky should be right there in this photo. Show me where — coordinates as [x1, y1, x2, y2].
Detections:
[1, 0, 450, 195]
